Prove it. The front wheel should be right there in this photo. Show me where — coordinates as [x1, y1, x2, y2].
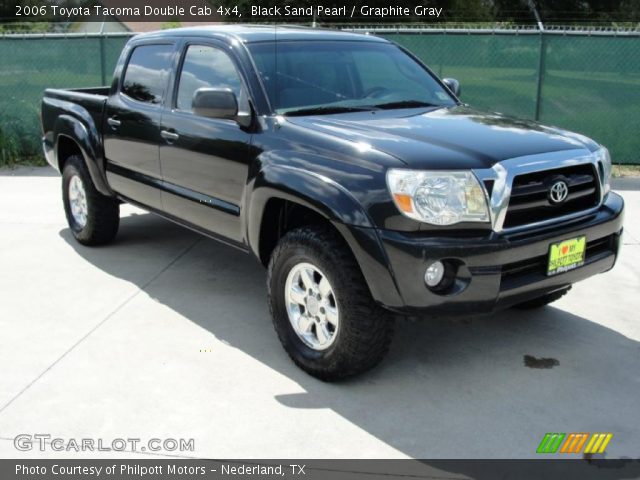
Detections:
[267, 225, 395, 381]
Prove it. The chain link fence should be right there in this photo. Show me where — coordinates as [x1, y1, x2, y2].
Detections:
[0, 33, 131, 164]
[373, 28, 640, 164]
[0, 27, 638, 165]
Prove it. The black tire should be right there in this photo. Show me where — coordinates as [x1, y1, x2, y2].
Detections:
[62, 155, 119, 246]
[512, 286, 572, 310]
[267, 225, 395, 381]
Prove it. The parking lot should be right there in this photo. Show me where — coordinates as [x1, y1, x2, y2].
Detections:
[1, 167, 639, 460]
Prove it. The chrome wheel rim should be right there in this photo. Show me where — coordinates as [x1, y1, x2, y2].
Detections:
[68, 175, 88, 228]
[285, 262, 339, 351]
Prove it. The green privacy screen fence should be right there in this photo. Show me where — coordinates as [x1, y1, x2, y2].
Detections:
[378, 29, 640, 164]
[0, 33, 130, 164]
[0, 28, 638, 164]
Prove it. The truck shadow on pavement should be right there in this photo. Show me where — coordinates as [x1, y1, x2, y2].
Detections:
[59, 212, 640, 462]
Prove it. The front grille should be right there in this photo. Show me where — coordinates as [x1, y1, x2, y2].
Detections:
[503, 164, 600, 229]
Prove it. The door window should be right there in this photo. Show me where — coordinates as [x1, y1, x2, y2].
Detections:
[176, 45, 247, 114]
[121, 44, 173, 104]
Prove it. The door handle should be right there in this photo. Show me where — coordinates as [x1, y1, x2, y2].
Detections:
[160, 130, 179, 142]
[107, 117, 121, 128]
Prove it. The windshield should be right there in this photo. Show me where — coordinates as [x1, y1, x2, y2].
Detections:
[247, 40, 457, 115]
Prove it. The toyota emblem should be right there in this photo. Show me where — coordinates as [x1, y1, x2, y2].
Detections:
[549, 180, 569, 204]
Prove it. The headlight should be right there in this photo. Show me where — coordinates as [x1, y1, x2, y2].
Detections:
[594, 147, 612, 195]
[386, 169, 490, 225]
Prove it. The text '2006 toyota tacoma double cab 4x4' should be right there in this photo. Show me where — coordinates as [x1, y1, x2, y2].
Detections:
[42, 26, 624, 380]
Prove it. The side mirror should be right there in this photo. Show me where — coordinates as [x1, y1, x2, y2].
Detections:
[442, 78, 461, 97]
[192, 88, 238, 120]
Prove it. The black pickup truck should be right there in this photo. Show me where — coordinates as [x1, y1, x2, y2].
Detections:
[42, 25, 624, 380]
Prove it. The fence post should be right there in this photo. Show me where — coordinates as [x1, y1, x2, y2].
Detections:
[438, 33, 444, 77]
[534, 32, 547, 121]
[99, 35, 107, 86]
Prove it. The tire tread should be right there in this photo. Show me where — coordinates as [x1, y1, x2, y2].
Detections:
[62, 155, 119, 246]
[267, 225, 394, 381]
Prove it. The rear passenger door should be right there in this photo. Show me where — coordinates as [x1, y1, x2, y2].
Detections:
[103, 42, 175, 210]
[159, 42, 252, 243]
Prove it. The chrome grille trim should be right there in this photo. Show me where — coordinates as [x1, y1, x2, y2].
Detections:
[473, 149, 604, 233]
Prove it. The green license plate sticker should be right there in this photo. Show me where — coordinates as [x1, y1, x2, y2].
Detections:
[547, 236, 586, 276]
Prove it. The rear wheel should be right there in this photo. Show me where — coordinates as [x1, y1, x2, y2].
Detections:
[62, 155, 119, 245]
[267, 225, 395, 381]
[512, 287, 571, 310]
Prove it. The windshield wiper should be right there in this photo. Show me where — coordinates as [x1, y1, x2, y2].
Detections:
[372, 100, 441, 110]
[283, 106, 375, 116]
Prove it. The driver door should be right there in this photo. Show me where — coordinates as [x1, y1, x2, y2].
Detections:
[159, 42, 252, 243]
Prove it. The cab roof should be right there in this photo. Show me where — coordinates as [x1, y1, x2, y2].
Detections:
[136, 24, 388, 44]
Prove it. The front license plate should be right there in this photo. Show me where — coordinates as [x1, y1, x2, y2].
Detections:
[547, 236, 586, 276]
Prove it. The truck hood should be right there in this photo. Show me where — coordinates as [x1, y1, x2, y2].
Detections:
[285, 105, 598, 170]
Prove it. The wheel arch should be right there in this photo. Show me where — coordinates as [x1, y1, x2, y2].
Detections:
[246, 163, 373, 262]
[54, 115, 113, 197]
[247, 165, 404, 308]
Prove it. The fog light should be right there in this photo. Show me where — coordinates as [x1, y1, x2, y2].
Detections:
[425, 261, 445, 287]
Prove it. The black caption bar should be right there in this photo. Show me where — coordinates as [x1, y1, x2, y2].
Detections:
[2, 0, 449, 23]
[4, 459, 640, 480]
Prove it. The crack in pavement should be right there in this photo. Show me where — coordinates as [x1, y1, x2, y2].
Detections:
[0, 238, 201, 416]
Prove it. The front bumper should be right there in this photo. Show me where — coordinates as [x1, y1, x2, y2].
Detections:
[371, 192, 624, 315]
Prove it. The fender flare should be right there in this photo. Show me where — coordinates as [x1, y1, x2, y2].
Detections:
[245, 163, 405, 308]
[53, 111, 113, 197]
[246, 163, 373, 256]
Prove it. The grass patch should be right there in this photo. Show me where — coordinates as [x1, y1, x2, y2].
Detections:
[613, 165, 640, 177]
[0, 155, 46, 168]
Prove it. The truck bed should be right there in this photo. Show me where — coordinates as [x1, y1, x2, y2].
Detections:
[41, 87, 111, 172]
[41, 87, 110, 160]
[42, 87, 109, 123]
[46, 86, 110, 97]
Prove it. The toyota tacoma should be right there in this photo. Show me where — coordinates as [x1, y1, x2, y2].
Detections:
[41, 26, 624, 380]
